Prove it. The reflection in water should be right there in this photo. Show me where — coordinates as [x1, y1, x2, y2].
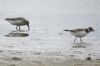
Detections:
[72, 42, 89, 48]
[5, 31, 29, 37]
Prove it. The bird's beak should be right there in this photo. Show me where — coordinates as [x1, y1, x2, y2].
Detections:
[90, 30, 95, 32]
[91, 29, 95, 32]
[27, 24, 30, 31]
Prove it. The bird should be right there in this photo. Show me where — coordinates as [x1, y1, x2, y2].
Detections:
[5, 17, 30, 31]
[64, 27, 95, 42]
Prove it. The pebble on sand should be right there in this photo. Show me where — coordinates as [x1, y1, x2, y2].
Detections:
[86, 57, 91, 60]
[11, 57, 22, 61]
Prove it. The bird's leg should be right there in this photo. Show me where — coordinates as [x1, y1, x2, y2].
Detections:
[16, 26, 18, 30]
[18, 26, 21, 31]
[80, 37, 82, 43]
[74, 37, 77, 42]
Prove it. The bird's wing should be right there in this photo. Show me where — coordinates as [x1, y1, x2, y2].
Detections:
[71, 28, 86, 32]
[12, 17, 25, 21]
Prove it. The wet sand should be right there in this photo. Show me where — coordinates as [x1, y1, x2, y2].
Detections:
[0, 49, 100, 66]
[0, 26, 99, 66]
[0, 27, 99, 66]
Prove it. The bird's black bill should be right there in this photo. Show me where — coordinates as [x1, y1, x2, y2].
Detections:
[92, 30, 95, 32]
[27, 24, 30, 31]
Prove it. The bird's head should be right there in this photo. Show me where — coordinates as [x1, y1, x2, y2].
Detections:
[26, 20, 30, 31]
[88, 27, 95, 32]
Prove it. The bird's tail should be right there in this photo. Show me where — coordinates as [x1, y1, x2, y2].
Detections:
[64, 29, 72, 31]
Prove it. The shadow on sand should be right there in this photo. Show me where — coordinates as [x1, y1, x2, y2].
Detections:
[5, 30, 29, 37]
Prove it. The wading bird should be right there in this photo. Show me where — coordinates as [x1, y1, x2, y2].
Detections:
[64, 27, 95, 42]
[5, 17, 30, 31]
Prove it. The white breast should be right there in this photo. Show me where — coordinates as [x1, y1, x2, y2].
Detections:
[71, 31, 88, 37]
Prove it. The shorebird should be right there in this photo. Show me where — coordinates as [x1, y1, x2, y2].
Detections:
[64, 27, 95, 42]
[5, 17, 30, 31]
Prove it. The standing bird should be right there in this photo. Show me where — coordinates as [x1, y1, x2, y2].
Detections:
[64, 27, 95, 42]
[5, 17, 30, 31]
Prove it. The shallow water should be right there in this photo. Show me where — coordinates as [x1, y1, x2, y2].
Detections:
[0, 0, 100, 63]
[0, 21, 100, 60]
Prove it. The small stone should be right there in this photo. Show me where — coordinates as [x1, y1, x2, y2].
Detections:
[0, 50, 3, 52]
[59, 33, 63, 35]
[11, 57, 22, 61]
[86, 57, 91, 60]
[10, 64, 16, 66]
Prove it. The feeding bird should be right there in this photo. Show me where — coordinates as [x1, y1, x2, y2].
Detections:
[5, 17, 30, 31]
[64, 27, 95, 42]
